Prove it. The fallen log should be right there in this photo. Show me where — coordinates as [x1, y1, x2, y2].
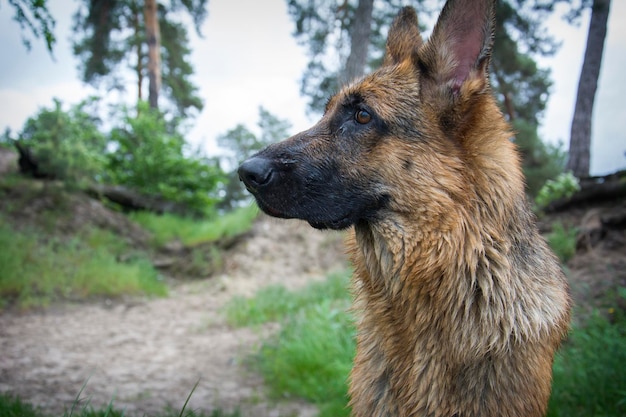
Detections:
[86, 184, 191, 216]
[544, 170, 626, 213]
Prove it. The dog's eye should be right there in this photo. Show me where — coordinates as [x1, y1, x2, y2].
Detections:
[355, 109, 372, 124]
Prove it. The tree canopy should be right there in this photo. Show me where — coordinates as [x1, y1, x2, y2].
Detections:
[5, 0, 56, 52]
[286, 0, 567, 195]
[72, 0, 207, 119]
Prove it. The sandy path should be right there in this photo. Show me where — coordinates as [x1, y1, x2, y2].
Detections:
[0, 216, 347, 416]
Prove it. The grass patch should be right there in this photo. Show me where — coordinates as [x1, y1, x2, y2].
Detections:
[225, 270, 354, 417]
[256, 299, 354, 417]
[130, 205, 258, 247]
[0, 392, 241, 417]
[0, 394, 41, 417]
[546, 221, 577, 263]
[231, 272, 626, 417]
[224, 269, 350, 327]
[548, 308, 626, 417]
[0, 222, 167, 310]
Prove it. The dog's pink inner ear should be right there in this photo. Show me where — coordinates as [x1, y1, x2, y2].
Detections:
[383, 7, 423, 67]
[420, 0, 494, 92]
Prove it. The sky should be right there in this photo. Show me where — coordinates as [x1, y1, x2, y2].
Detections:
[0, 0, 624, 175]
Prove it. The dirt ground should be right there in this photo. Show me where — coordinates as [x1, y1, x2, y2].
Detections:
[0, 215, 347, 416]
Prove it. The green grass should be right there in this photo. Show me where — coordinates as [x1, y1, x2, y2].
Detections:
[548, 308, 626, 417]
[256, 299, 355, 417]
[130, 205, 258, 247]
[224, 269, 351, 327]
[546, 221, 577, 263]
[0, 222, 167, 309]
[0, 393, 241, 417]
[229, 272, 626, 417]
[224, 270, 354, 417]
[0, 394, 41, 417]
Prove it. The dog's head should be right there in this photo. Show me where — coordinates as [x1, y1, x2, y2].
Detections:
[239, 0, 520, 231]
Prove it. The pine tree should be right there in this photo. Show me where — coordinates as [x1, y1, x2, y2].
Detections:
[286, 0, 564, 195]
[72, 0, 207, 118]
[6, 0, 56, 52]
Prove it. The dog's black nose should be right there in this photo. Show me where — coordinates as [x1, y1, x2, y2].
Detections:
[238, 157, 275, 190]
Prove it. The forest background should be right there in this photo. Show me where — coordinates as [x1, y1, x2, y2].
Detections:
[0, 0, 625, 190]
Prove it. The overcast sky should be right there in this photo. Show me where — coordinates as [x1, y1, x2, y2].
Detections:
[0, 0, 624, 175]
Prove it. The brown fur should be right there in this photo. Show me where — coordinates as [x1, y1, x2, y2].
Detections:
[238, 0, 571, 415]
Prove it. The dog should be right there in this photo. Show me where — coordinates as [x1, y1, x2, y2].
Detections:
[238, 0, 571, 415]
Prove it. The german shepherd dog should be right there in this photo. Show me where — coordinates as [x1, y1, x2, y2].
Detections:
[238, 0, 571, 415]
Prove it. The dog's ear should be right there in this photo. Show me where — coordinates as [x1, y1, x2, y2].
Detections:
[383, 7, 423, 67]
[418, 0, 495, 94]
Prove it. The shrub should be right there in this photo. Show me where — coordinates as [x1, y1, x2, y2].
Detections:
[107, 102, 224, 216]
[1, 98, 107, 184]
[512, 119, 567, 198]
[536, 171, 580, 209]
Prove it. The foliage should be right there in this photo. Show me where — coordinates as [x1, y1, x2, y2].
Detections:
[107, 102, 223, 216]
[535, 171, 581, 208]
[512, 119, 568, 197]
[548, 308, 626, 417]
[130, 204, 259, 247]
[160, 16, 203, 118]
[217, 107, 292, 210]
[546, 221, 578, 263]
[6, 0, 56, 52]
[72, 0, 207, 119]
[0, 221, 167, 310]
[287, 0, 412, 111]
[225, 270, 354, 417]
[1, 98, 107, 184]
[287, 0, 564, 198]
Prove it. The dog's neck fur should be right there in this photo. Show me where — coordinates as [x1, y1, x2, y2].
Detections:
[348, 105, 570, 417]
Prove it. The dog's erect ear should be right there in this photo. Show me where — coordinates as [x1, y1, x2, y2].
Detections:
[383, 7, 423, 67]
[419, 0, 495, 93]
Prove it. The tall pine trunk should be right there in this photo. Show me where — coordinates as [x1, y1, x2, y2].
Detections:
[144, 0, 161, 110]
[340, 0, 374, 86]
[566, 0, 611, 177]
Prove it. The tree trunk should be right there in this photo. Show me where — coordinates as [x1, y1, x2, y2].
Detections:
[566, 0, 611, 178]
[133, 4, 143, 103]
[340, 0, 374, 86]
[144, 0, 161, 109]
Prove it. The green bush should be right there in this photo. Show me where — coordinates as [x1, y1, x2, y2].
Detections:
[1, 98, 107, 184]
[513, 119, 567, 198]
[107, 102, 224, 216]
[536, 171, 580, 209]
